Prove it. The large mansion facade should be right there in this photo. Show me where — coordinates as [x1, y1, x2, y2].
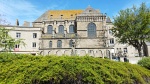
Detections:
[1, 6, 150, 58]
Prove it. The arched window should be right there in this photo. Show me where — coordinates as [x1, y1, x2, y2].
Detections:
[69, 25, 75, 33]
[49, 41, 52, 48]
[58, 25, 64, 34]
[69, 40, 73, 47]
[57, 40, 62, 48]
[88, 22, 96, 38]
[47, 25, 53, 34]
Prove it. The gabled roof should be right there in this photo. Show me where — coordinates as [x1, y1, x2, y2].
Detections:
[77, 5, 102, 16]
[34, 10, 83, 22]
[106, 17, 112, 23]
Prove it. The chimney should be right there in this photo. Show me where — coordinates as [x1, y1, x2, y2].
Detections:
[16, 19, 19, 26]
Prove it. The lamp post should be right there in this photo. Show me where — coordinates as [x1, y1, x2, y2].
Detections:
[71, 41, 75, 56]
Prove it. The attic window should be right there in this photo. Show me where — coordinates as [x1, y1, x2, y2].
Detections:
[89, 10, 92, 12]
[50, 15, 53, 19]
[60, 15, 63, 19]
[71, 14, 73, 16]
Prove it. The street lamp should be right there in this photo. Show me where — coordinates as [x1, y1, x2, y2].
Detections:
[71, 40, 76, 56]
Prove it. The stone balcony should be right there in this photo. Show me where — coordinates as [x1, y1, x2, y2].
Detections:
[41, 33, 78, 39]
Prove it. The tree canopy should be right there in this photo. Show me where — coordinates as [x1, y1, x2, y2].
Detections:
[113, 3, 150, 56]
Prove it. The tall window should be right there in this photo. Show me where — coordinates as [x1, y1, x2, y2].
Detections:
[88, 22, 96, 38]
[58, 25, 64, 34]
[14, 44, 19, 51]
[69, 40, 73, 47]
[33, 33, 37, 38]
[32, 42, 36, 48]
[16, 33, 21, 38]
[47, 25, 53, 34]
[110, 38, 114, 44]
[15, 44, 19, 48]
[124, 48, 127, 53]
[49, 41, 52, 48]
[57, 40, 62, 48]
[109, 29, 113, 35]
[69, 25, 75, 33]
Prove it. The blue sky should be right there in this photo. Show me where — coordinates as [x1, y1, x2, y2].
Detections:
[0, 0, 150, 25]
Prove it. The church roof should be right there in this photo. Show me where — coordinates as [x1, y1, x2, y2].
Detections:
[77, 5, 102, 16]
[34, 10, 83, 22]
[106, 17, 112, 23]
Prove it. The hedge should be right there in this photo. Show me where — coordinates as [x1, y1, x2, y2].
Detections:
[0, 53, 150, 84]
[138, 57, 150, 70]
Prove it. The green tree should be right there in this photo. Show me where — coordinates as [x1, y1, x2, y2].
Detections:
[138, 57, 150, 70]
[113, 3, 150, 57]
[0, 26, 25, 52]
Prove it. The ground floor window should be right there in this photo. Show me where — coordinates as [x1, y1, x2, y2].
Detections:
[32, 42, 36, 48]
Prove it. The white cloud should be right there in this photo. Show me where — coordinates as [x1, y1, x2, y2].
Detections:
[0, 0, 45, 25]
[0, 0, 69, 26]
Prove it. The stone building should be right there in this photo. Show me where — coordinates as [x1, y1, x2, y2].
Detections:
[1, 6, 148, 58]
[32, 6, 138, 58]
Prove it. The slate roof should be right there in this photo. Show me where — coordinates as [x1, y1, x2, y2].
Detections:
[34, 10, 83, 22]
[106, 17, 112, 23]
[77, 5, 102, 16]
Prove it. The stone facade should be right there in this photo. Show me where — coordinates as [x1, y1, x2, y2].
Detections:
[1, 6, 149, 58]
[34, 6, 139, 58]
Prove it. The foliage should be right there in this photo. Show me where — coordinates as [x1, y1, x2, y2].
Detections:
[138, 57, 150, 70]
[112, 3, 150, 56]
[0, 53, 150, 84]
[0, 26, 25, 52]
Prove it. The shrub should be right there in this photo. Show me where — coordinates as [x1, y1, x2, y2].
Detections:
[138, 57, 150, 70]
[0, 53, 150, 84]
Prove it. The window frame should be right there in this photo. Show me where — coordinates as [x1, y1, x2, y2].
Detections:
[69, 25, 75, 33]
[57, 40, 62, 48]
[58, 25, 64, 34]
[32, 42, 36, 48]
[47, 25, 53, 34]
[33, 33, 37, 38]
[15, 44, 19, 48]
[110, 38, 114, 44]
[124, 48, 127, 53]
[69, 40, 73, 47]
[109, 29, 113, 35]
[49, 41, 52, 48]
[87, 22, 96, 38]
[16, 33, 21, 38]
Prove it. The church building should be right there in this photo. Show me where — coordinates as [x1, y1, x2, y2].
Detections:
[1, 6, 147, 58]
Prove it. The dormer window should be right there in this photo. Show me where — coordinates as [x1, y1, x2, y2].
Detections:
[61, 15, 63, 19]
[70, 14, 73, 18]
[50, 15, 53, 19]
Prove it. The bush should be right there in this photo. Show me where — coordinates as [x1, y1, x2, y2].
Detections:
[138, 57, 150, 70]
[0, 53, 150, 84]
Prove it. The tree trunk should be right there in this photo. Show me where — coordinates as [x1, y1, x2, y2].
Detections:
[137, 47, 142, 57]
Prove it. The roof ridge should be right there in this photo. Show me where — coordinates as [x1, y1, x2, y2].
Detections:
[48, 10, 83, 11]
